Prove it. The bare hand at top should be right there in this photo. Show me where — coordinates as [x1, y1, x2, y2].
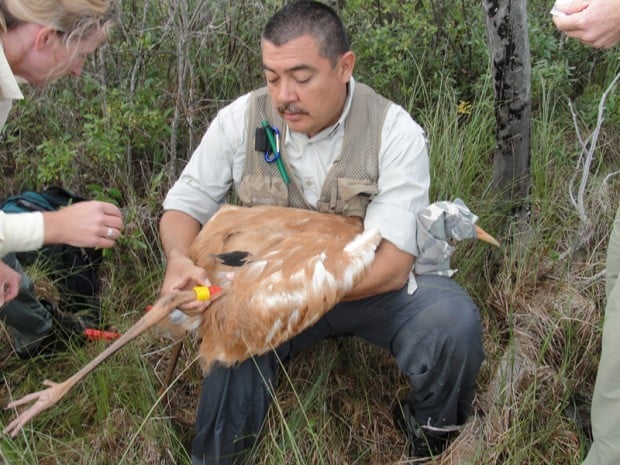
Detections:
[552, 0, 620, 49]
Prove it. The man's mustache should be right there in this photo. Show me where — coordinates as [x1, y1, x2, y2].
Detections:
[277, 103, 308, 115]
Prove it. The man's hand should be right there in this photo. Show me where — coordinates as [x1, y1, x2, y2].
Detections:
[159, 210, 210, 311]
[160, 255, 212, 312]
[43, 201, 124, 249]
[0, 260, 21, 307]
[552, 0, 620, 49]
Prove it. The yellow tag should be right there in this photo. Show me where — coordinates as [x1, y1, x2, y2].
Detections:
[193, 286, 211, 301]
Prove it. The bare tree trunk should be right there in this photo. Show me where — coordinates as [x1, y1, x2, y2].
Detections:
[165, 0, 218, 179]
[484, 0, 532, 216]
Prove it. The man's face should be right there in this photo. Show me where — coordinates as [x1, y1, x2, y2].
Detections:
[262, 35, 355, 138]
[19, 26, 105, 87]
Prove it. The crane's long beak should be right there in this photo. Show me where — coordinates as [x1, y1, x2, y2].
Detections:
[474, 224, 500, 247]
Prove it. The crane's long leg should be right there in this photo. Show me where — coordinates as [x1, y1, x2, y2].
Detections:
[3, 290, 199, 438]
[159, 340, 184, 399]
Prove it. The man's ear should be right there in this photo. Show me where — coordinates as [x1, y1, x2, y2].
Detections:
[33, 26, 57, 50]
[338, 51, 355, 83]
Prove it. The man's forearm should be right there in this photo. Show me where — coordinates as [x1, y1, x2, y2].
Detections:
[343, 239, 414, 301]
[160, 210, 202, 260]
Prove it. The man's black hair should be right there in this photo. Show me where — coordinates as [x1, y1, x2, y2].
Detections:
[262, 1, 350, 67]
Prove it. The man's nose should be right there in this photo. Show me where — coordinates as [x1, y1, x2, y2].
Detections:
[277, 79, 296, 104]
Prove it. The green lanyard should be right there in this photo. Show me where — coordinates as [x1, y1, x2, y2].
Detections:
[261, 120, 290, 184]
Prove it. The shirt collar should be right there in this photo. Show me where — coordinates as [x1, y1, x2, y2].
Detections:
[329, 76, 355, 135]
[0, 42, 24, 101]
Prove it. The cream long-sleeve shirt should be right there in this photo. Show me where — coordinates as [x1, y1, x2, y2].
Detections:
[163, 78, 430, 257]
[0, 42, 44, 259]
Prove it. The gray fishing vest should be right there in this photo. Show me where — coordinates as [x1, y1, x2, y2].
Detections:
[237, 82, 391, 218]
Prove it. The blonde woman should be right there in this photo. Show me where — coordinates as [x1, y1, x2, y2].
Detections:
[0, 0, 123, 358]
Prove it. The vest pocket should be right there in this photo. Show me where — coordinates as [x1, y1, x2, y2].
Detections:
[330, 178, 378, 216]
[237, 174, 289, 206]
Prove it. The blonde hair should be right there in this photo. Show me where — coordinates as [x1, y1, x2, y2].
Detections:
[0, 0, 115, 42]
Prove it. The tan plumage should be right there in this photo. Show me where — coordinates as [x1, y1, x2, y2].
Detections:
[171, 204, 381, 372]
[3, 204, 381, 436]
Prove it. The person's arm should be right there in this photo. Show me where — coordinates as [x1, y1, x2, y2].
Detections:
[351, 103, 430, 299]
[343, 239, 413, 301]
[158, 94, 249, 306]
[159, 210, 211, 311]
[0, 200, 123, 257]
[0, 210, 44, 256]
[0, 259, 20, 307]
[43, 200, 123, 248]
[553, 0, 620, 49]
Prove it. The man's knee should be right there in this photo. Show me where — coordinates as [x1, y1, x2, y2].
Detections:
[440, 297, 483, 352]
[414, 275, 482, 349]
[392, 300, 482, 367]
[390, 279, 484, 412]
